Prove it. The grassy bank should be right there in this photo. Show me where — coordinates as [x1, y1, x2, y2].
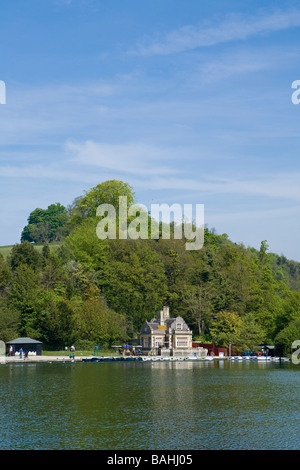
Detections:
[0, 243, 61, 258]
[42, 349, 122, 357]
[0, 245, 15, 258]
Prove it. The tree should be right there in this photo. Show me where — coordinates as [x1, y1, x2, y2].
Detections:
[259, 240, 269, 265]
[234, 313, 266, 352]
[75, 297, 128, 346]
[0, 254, 11, 294]
[36, 292, 78, 346]
[103, 239, 168, 330]
[0, 299, 20, 342]
[65, 217, 108, 272]
[10, 241, 41, 272]
[21, 203, 69, 243]
[9, 264, 40, 337]
[183, 284, 214, 336]
[209, 311, 242, 347]
[274, 319, 300, 357]
[69, 180, 135, 223]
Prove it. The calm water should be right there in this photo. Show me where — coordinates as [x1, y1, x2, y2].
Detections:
[1, 359, 300, 450]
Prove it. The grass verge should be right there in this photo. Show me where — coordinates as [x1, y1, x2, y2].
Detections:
[42, 349, 122, 357]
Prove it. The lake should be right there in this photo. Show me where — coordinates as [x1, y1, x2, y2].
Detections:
[0, 359, 300, 450]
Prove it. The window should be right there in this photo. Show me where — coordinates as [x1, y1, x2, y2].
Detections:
[154, 336, 163, 347]
[176, 337, 188, 347]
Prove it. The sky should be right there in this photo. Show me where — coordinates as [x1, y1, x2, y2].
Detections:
[1, 0, 300, 260]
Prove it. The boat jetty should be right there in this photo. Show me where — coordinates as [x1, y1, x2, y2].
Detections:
[0, 353, 290, 364]
[81, 355, 290, 363]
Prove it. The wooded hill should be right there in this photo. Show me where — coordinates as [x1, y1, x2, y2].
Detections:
[1, 179, 300, 357]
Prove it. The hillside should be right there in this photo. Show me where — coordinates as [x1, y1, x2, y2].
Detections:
[1, 180, 300, 357]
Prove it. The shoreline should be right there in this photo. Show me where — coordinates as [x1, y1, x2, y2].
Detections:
[0, 354, 291, 364]
[1, 355, 92, 363]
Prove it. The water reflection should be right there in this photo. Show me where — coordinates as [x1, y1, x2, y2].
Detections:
[1, 360, 300, 450]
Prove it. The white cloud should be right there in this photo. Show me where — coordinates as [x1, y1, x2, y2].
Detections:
[147, 172, 300, 202]
[0, 164, 83, 181]
[65, 140, 180, 176]
[132, 9, 300, 56]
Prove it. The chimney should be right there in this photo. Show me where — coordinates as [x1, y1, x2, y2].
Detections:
[163, 306, 170, 320]
[158, 306, 170, 326]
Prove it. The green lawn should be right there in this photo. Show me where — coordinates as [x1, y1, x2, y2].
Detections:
[42, 349, 122, 357]
[0, 245, 14, 258]
[0, 243, 61, 258]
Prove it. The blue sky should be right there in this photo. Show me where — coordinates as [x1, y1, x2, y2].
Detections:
[1, 0, 300, 260]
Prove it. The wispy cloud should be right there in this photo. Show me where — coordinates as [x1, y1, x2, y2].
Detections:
[2, 137, 300, 205]
[131, 9, 300, 56]
[148, 172, 300, 202]
[65, 140, 181, 176]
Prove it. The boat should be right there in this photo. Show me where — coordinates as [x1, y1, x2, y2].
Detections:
[124, 356, 142, 361]
[82, 357, 101, 362]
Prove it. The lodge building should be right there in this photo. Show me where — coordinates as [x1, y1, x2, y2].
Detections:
[140, 306, 206, 357]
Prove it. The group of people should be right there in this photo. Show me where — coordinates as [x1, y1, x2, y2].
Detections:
[8, 346, 26, 358]
[121, 347, 142, 356]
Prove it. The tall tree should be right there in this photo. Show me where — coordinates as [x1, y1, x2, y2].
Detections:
[10, 241, 41, 272]
[21, 203, 69, 243]
[69, 180, 135, 224]
[183, 284, 215, 336]
[210, 311, 242, 347]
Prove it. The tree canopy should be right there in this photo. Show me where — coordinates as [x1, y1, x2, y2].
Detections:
[21, 203, 68, 243]
[1, 179, 300, 354]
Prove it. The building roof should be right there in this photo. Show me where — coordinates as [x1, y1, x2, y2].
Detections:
[147, 322, 166, 331]
[148, 318, 178, 330]
[7, 337, 42, 344]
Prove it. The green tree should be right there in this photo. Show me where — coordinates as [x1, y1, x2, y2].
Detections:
[10, 241, 41, 272]
[75, 297, 128, 346]
[65, 217, 108, 272]
[9, 264, 40, 337]
[69, 180, 135, 223]
[103, 239, 168, 330]
[183, 284, 214, 336]
[0, 300, 20, 342]
[259, 240, 269, 265]
[21, 203, 69, 243]
[235, 313, 267, 352]
[0, 254, 11, 294]
[36, 292, 78, 346]
[210, 311, 242, 347]
[274, 319, 300, 357]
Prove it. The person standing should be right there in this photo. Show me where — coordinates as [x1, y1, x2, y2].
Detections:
[70, 345, 75, 360]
